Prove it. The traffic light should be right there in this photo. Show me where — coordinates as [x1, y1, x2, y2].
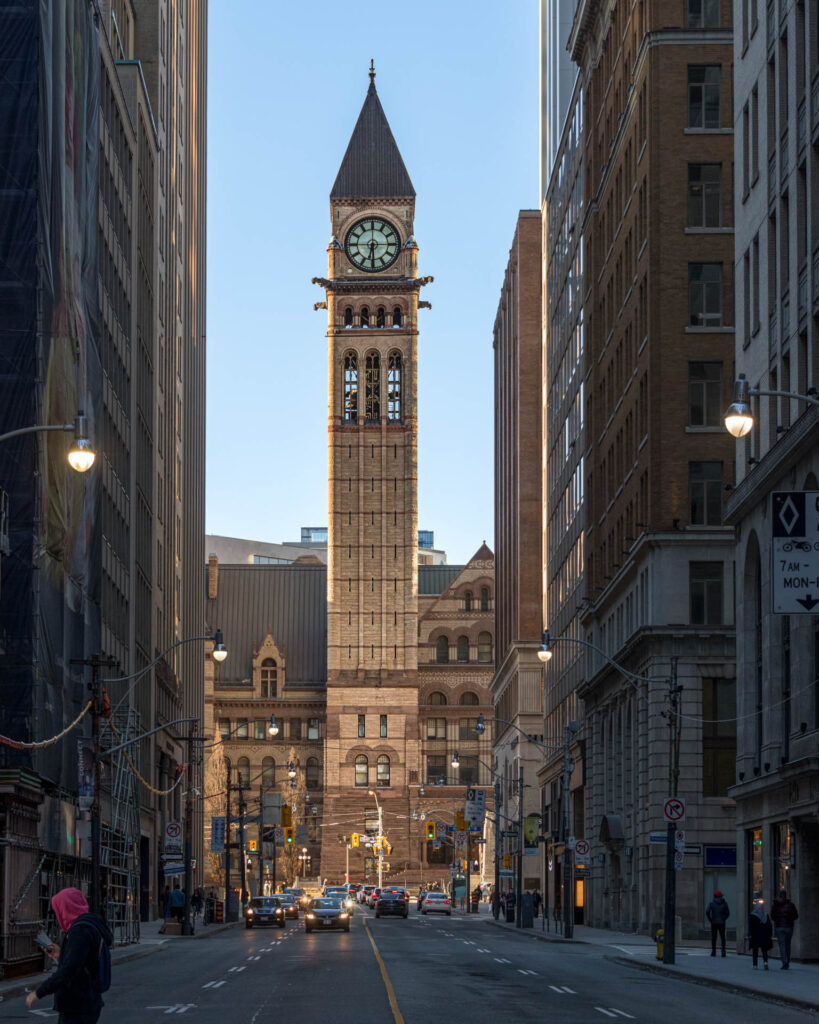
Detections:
[456, 810, 466, 831]
[248, 840, 258, 853]
[281, 806, 292, 827]
[351, 833, 359, 848]
[386, 843, 392, 856]
[284, 827, 295, 845]
[426, 822, 435, 841]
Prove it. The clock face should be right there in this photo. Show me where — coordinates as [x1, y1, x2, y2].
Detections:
[344, 217, 401, 273]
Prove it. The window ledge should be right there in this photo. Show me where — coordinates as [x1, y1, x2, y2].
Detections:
[684, 227, 734, 234]
[685, 326, 735, 333]
[684, 128, 733, 135]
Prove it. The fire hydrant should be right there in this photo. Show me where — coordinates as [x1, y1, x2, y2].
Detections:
[655, 928, 664, 960]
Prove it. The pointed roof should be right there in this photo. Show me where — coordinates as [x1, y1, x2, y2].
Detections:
[331, 77, 415, 200]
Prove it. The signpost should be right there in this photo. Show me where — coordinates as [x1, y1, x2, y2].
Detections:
[771, 492, 819, 612]
[663, 797, 686, 824]
[163, 821, 183, 860]
[211, 816, 226, 854]
[465, 788, 487, 827]
[574, 839, 590, 857]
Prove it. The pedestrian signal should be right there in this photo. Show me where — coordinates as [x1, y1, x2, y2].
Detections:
[426, 822, 435, 841]
[351, 833, 359, 848]
[284, 827, 295, 845]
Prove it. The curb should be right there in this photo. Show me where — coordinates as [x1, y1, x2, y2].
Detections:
[484, 918, 584, 944]
[609, 955, 819, 1013]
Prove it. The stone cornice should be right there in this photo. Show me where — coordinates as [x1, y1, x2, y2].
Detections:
[312, 275, 433, 294]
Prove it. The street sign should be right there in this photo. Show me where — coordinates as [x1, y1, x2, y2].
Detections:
[674, 849, 685, 872]
[684, 845, 703, 855]
[163, 821, 183, 859]
[663, 797, 686, 824]
[456, 831, 467, 847]
[674, 830, 685, 851]
[296, 824, 309, 846]
[210, 816, 225, 854]
[772, 492, 819, 612]
[163, 862, 184, 876]
[273, 826, 284, 845]
[465, 788, 487, 827]
[574, 867, 590, 878]
[498, 868, 514, 877]
[436, 822, 445, 839]
[262, 792, 282, 825]
[649, 831, 667, 844]
[574, 839, 590, 857]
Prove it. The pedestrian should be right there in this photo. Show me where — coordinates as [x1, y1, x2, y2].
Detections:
[747, 897, 773, 969]
[532, 889, 542, 918]
[191, 887, 203, 922]
[161, 885, 170, 919]
[706, 889, 730, 957]
[168, 882, 185, 922]
[490, 888, 500, 920]
[771, 888, 799, 970]
[25, 887, 113, 1022]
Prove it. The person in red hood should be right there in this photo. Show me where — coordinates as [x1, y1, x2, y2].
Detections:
[26, 887, 113, 1022]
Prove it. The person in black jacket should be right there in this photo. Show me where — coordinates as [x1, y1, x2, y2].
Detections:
[706, 889, 730, 956]
[26, 887, 113, 1023]
[748, 897, 774, 970]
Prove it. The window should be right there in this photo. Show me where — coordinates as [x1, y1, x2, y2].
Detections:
[236, 718, 248, 740]
[428, 691, 447, 706]
[459, 718, 479, 740]
[218, 718, 230, 740]
[376, 306, 385, 328]
[365, 351, 380, 421]
[262, 757, 275, 788]
[427, 717, 446, 740]
[689, 362, 722, 425]
[457, 636, 469, 662]
[380, 714, 387, 738]
[355, 755, 368, 788]
[480, 587, 490, 611]
[377, 754, 390, 787]
[427, 755, 446, 785]
[689, 263, 723, 327]
[436, 636, 450, 663]
[392, 306, 402, 327]
[688, 164, 721, 226]
[477, 632, 493, 663]
[690, 462, 723, 524]
[387, 350, 402, 421]
[308, 718, 319, 740]
[361, 306, 370, 328]
[458, 761, 477, 786]
[237, 757, 250, 786]
[290, 718, 302, 740]
[358, 714, 366, 738]
[254, 719, 267, 741]
[344, 306, 353, 327]
[344, 352, 358, 422]
[306, 757, 320, 789]
[703, 678, 736, 796]
[687, 0, 720, 27]
[459, 691, 480, 706]
[464, 590, 473, 611]
[690, 562, 724, 624]
[688, 66, 721, 128]
[261, 658, 277, 698]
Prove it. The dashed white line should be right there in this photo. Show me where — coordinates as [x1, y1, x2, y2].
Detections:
[228, 966, 246, 973]
[494, 957, 511, 964]
[595, 1011, 618, 1019]
[517, 969, 539, 976]
[609, 1012, 635, 1020]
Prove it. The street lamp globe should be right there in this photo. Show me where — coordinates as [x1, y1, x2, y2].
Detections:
[537, 629, 553, 662]
[66, 412, 96, 473]
[451, 752, 460, 768]
[288, 761, 296, 778]
[211, 628, 228, 662]
[724, 401, 754, 437]
[268, 714, 279, 736]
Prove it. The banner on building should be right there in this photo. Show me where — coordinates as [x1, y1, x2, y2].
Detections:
[523, 814, 542, 856]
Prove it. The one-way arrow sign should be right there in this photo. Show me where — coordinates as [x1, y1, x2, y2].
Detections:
[796, 593, 819, 611]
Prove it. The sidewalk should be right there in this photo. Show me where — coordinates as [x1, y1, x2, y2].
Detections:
[0, 917, 240, 1004]
[481, 905, 819, 1012]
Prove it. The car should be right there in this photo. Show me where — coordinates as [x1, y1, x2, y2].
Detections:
[359, 885, 375, 904]
[375, 890, 408, 919]
[277, 894, 300, 920]
[347, 883, 362, 898]
[304, 897, 351, 933]
[284, 887, 310, 909]
[323, 885, 355, 910]
[417, 891, 428, 910]
[244, 896, 286, 929]
[367, 887, 382, 908]
[421, 892, 452, 916]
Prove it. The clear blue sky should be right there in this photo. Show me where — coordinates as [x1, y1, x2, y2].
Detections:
[206, 1, 540, 564]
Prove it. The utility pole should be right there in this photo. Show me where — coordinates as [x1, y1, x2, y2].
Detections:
[224, 758, 233, 919]
[377, 802, 384, 888]
[493, 781, 501, 919]
[182, 723, 196, 934]
[238, 777, 247, 905]
[562, 723, 574, 939]
[345, 837, 350, 884]
[663, 657, 681, 964]
[258, 784, 265, 897]
[515, 767, 523, 928]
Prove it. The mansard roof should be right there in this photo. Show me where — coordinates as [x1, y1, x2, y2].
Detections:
[331, 81, 415, 200]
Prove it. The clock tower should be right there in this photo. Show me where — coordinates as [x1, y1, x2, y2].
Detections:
[315, 66, 428, 879]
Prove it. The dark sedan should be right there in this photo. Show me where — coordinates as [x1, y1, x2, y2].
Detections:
[244, 897, 285, 929]
[375, 889, 408, 919]
[304, 897, 351, 933]
[277, 894, 300, 920]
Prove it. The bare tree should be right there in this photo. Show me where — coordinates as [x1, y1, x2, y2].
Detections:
[204, 744, 228, 892]
[278, 747, 307, 886]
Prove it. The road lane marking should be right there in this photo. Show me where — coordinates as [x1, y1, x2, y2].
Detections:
[476, 948, 491, 953]
[363, 921, 406, 1024]
[517, 969, 539, 976]
[228, 966, 246, 972]
[594, 1010, 617, 1018]
[609, 1012, 635, 1019]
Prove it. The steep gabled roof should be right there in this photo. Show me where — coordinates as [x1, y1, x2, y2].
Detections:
[331, 81, 415, 200]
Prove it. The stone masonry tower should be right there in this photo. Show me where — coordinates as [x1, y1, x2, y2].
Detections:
[315, 66, 428, 880]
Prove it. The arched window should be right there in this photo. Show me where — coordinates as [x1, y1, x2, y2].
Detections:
[377, 754, 390, 787]
[361, 306, 370, 328]
[376, 306, 386, 328]
[343, 351, 358, 423]
[261, 658, 277, 698]
[477, 631, 493, 663]
[387, 350, 402, 421]
[480, 587, 490, 611]
[428, 691, 447, 706]
[392, 306, 402, 327]
[459, 691, 479, 706]
[464, 590, 473, 611]
[306, 757, 320, 789]
[262, 757, 275, 788]
[355, 754, 368, 788]
[436, 636, 449, 663]
[237, 757, 250, 787]
[365, 351, 380, 421]
[344, 306, 353, 328]
[457, 636, 469, 662]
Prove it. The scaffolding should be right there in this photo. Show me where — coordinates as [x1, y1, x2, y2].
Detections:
[98, 707, 141, 945]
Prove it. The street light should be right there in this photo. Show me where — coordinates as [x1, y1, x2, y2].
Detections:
[288, 761, 296, 778]
[267, 714, 279, 736]
[723, 374, 819, 438]
[0, 411, 97, 472]
[211, 629, 228, 662]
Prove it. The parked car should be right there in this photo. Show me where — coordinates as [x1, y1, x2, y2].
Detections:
[375, 890, 408, 919]
[277, 894, 300, 920]
[421, 892, 452, 916]
[244, 896, 286, 929]
[304, 897, 351, 933]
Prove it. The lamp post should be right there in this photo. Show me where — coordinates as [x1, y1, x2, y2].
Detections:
[537, 628, 678, 957]
[368, 790, 383, 888]
[0, 412, 97, 472]
[723, 374, 819, 437]
[450, 752, 501, 914]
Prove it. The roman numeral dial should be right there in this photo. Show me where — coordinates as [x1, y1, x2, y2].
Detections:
[344, 217, 400, 273]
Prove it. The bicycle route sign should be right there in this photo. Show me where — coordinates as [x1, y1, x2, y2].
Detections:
[772, 492, 819, 613]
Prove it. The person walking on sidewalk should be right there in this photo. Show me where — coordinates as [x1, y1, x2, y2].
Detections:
[706, 889, 730, 957]
[26, 887, 113, 1023]
[771, 889, 799, 969]
[748, 897, 773, 969]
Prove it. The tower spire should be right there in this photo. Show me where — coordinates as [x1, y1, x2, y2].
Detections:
[368, 58, 376, 89]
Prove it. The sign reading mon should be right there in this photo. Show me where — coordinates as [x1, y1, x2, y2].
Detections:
[771, 492, 819, 613]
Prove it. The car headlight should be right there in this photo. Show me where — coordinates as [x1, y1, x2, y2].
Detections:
[306, 913, 315, 919]
[247, 909, 253, 915]
[339, 912, 348, 919]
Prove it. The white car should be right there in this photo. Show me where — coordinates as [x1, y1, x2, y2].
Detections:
[421, 892, 452, 916]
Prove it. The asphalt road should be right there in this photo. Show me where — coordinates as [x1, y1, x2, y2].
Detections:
[0, 907, 812, 1023]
